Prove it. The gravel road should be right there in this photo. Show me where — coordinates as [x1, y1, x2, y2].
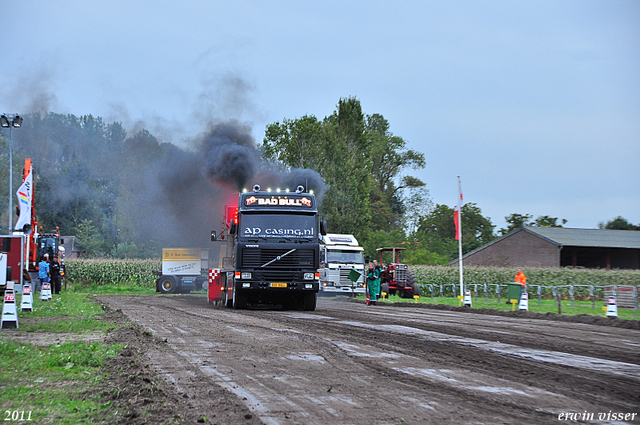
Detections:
[96, 294, 640, 425]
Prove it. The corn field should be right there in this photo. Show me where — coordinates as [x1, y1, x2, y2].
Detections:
[65, 259, 161, 288]
[64, 259, 640, 300]
[413, 266, 640, 301]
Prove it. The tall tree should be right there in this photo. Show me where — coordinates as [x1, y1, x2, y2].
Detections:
[365, 114, 425, 230]
[500, 213, 533, 235]
[261, 115, 324, 170]
[599, 216, 640, 230]
[319, 98, 372, 237]
[261, 97, 428, 240]
[416, 203, 495, 260]
[500, 213, 567, 235]
[533, 215, 567, 228]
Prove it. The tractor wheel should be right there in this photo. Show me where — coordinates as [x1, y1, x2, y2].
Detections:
[158, 276, 177, 294]
[406, 268, 416, 287]
[381, 283, 389, 298]
[412, 284, 421, 297]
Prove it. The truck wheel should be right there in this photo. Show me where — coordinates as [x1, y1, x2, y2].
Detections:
[302, 292, 317, 311]
[158, 276, 177, 294]
[232, 286, 248, 309]
[412, 284, 421, 297]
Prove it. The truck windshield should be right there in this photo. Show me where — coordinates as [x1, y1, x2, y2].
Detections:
[326, 250, 364, 264]
[240, 214, 317, 240]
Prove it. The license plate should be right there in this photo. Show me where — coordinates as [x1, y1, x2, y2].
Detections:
[270, 282, 288, 288]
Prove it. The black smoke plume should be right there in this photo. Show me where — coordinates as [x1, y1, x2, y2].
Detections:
[202, 121, 258, 190]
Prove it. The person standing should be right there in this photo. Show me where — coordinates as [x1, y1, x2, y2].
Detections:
[367, 262, 380, 305]
[373, 260, 382, 273]
[515, 268, 527, 298]
[38, 254, 50, 291]
[373, 260, 383, 297]
[50, 256, 62, 294]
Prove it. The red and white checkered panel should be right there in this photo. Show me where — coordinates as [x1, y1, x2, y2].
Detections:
[209, 268, 221, 283]
[208, 269, 223, 302]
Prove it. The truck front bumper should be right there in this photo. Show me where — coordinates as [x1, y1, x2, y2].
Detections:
[237, 280, 319, 292]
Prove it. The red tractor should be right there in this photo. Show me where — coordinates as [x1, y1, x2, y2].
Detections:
[377, 247, 420, 299]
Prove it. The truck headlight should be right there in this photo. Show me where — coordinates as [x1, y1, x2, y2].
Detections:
[303, 273, 314, 280]
[304, 283, 313, 289]
[241, 272, 252, 279]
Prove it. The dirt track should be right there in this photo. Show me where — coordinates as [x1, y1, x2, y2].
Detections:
[96, 295, 640, 425]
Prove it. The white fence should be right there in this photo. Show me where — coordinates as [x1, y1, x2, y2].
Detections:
[418, 283, 639, 311]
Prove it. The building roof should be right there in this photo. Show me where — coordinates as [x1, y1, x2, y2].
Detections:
[451, 227, 640, 265]
[524, 227, 640, 249]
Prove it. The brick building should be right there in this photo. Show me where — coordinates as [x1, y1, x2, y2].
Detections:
[452, 227, 640, 269]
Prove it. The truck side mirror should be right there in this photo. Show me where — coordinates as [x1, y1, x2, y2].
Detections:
[365, 255, 370, 264]
[211, 231, 217, 241]
[1, 238, 10, 253]
[320, 220, 327, 236]
[60, 238, 64, 244]
[229, 221, 237, 235]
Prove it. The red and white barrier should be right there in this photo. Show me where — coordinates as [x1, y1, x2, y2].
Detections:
[463, 290, 472, 307]
[20, 284, 33, 312]
[1, 290, 19, 329]
[606, 296, 618, 318]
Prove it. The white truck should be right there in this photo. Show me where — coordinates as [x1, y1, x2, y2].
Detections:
[319, 234, 365, 296]
[155, 248, 209, 294]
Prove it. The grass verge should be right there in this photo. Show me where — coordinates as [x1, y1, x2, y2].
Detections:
[0, 291, 122, 424]
[358, 294, 640, 320]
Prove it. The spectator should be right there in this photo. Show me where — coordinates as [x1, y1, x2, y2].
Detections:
[50, 256, 62, 294]
[515, 268, 527, 298]
[367, 262, 380, 306]
[38, 254, 50, 291]
[373, 259, 382, 273]
[373, 260, 383, 296]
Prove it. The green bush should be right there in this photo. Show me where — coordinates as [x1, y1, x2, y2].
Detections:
[65, 258, 161, 288]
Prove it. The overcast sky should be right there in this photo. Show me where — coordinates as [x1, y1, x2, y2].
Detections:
[1, 0, 638, 231]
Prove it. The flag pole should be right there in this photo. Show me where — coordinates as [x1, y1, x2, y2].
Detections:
[457, 176, 463, 299]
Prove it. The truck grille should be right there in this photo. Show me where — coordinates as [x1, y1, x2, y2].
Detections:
[257, 270, 298, 281]
[339, 269, 363, 286]
[241, 248, 315, 269]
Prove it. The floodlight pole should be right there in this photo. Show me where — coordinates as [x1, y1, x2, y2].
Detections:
[9, 125, 13, 232]
[2, 114, 23, 233]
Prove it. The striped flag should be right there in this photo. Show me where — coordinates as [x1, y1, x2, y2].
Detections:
[15, 167, 32, 231]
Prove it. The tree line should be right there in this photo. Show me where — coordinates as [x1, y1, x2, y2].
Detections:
[1, 100, 636, 262]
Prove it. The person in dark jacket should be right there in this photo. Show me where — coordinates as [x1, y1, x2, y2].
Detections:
[50, 257, 62, 294]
